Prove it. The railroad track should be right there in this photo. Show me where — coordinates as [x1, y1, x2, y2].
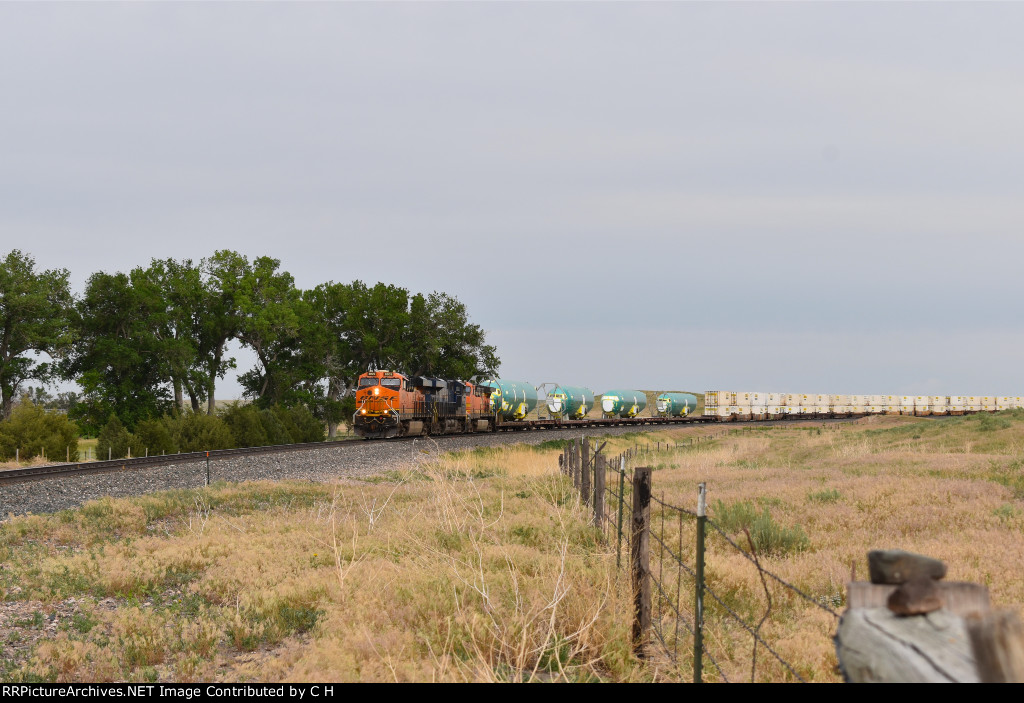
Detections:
[0, 414, 854, 487]
[0, 439, 379, 486]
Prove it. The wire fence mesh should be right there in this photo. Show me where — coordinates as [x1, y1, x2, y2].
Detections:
[559, 435, 841, 682]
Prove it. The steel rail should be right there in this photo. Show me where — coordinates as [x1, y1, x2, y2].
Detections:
[0, 415, 855, 487]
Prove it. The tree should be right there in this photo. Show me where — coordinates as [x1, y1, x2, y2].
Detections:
[0, 250, 74, 418]
[134, 258, 208, 412]
[96, 414, 142, 461]
[198, 251, 247, 414]
[351, 282, 412, 372]
[404, 291, 500, 379]
[302, 282, 358, 437]
[233, 256, 304, 407]
[63, 271, 172, 433]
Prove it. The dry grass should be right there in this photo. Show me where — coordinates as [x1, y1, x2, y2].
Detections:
[597, 413, 1024, 681]
[0, 450, 637, 683]
[2, 412, 1023, 683]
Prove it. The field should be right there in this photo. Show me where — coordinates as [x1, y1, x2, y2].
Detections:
[1, 412, 1023, 682]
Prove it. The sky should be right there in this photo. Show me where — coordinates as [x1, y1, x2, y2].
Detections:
[2, 2, 1023, 398]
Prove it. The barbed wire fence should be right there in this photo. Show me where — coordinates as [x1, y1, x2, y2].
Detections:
[558, 435, 841, 682]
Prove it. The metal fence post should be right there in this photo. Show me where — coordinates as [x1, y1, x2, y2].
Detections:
[206, 451, 211, 486]
[616, 457, 626, 569]
[694, 482, 707, 683]
[593, 454, 605, 527]
[631, 466, 652, 657]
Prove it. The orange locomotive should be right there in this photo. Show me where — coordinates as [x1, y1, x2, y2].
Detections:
[353, 370, 496, 439]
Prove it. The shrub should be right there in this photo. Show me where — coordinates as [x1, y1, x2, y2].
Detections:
[807, 489, 842, 504]
[0, 400, 80, 461]
[165, 412, 235, 453]
[978, 413, 1012, 432]
[219, 403, 268, 448]
[711, 499, 809, 556]
[258, 409, 291, 446]
[273, 405, 324, 443]
[96, 415, 143, 460]
[134, 418, 177, 455]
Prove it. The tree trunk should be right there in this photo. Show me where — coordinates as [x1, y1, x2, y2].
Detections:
[327, 381, 341, 438]
[173, 378, 184, 412]
[207, 348, 222, 415]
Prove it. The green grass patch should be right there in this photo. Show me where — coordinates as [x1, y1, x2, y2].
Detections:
[710, 499, 809, 556]
[807, 489, 842, 504]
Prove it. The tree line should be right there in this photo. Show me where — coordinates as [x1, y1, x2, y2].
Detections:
[0, 249, 500, 438]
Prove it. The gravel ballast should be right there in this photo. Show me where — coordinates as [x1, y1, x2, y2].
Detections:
[0, 425, 695, 518]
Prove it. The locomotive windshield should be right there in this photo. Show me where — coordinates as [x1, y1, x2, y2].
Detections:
[358, 377, 378, 388]
[381, 378, 401, 390]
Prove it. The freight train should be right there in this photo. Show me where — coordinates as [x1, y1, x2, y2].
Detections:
[703, 393, 1024, 421]
[352, 370, 1021, 439]
[352, 370, 698, 439]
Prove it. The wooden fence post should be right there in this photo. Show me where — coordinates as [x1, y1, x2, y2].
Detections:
[968, 610, 1024, 683]
[593, 454, 605, 527]
[631, 466, 652, 656]
[581, 437, 591, 506]
[576, 440, 583, 488]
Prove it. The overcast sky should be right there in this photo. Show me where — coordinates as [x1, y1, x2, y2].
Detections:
[2, 3, 1023, 397]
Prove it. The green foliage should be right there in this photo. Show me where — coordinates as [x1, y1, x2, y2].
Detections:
[993, 503, 1020, 521]
[64, 271, 174, 433]
[807, 489, 842, 504]
[258, 409, 291, 445]
[0, 400, 80, 461]
[987, 459, 1024, 500]
[272, 405, 325, 443]
[0, 251, 75, 419]
[219, 403, 268, 448]
[165, 412, 235, 453]
[134, 418, 177, 455]
[97, 414, 143, 460]
[219, 403, 323, 446]
[978, 413, 1012, 432]
[711, 499, 809, 556]
[43, 249, 499, 428]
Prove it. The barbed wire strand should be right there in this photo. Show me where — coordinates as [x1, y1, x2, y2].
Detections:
[648, 527, 805, 682]
[705, 518, 841, 618]
[744, 526, 773, 683]
[649, 570, 729, 682]
[650, 492, 699, 517]
[701, 580, 807, 682]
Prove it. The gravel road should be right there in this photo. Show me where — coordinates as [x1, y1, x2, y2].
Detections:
[0, 425, 693, 518]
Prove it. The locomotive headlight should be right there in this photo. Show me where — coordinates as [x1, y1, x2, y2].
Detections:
[361, 409, 367, 414]
[374, 388, 379, 395]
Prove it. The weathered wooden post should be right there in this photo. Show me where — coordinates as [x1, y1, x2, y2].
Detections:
[581, 437, 591, 506]
[836, 550, 995, 682]
[631, 466, 652, 656]
[572, 440, 579, 488]
[616, 457, 626, 569]
[968, 610, 1024, 682]
[593, 454, 605, 528]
